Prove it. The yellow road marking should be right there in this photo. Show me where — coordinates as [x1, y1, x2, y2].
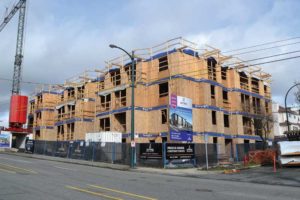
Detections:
[88, 184, 158, 200]
[66, 185, 123, 200]
[0, 163, 37, 174]
[0, 167, 16, 174]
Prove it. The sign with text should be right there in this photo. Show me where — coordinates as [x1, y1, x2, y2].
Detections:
[0, 132, 12, 148]
[166, 143, 195, 159]
[169, 94, 193, 142]
[139, 143, 162, 159]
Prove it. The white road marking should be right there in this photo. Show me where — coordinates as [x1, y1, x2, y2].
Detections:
[0, 155, 32, 163]
[53, 165, 77, 171]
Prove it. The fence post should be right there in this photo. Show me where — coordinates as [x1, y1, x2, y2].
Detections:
[43, 140, 47, 155]
[163, 142, 166, 168]
[92, 142, 95, 162]
[235, 144, 239, 162]
[205, 134, 208, 170]
[67, 142, 70, 159]
[112, 142, 116, 164]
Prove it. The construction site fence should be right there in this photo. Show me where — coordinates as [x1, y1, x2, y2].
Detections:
[31, 141, 269, 168]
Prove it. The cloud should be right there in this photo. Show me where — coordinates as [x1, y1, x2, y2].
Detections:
[0, 0, 300, 122]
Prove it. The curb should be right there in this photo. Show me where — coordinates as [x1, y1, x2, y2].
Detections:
[0, 152, 130, 171]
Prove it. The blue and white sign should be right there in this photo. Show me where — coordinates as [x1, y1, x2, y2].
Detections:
[169, 94, 193, 142]
[0, 132, 12, 148]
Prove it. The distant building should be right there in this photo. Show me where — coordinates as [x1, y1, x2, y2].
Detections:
[273, 103, 300, 137]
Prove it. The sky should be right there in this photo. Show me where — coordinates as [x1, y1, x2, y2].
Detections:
[0, 0, 300, 126]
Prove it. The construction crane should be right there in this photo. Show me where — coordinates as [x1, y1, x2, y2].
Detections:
[0, 0, 30, 149]
[0, 0, 26, 95]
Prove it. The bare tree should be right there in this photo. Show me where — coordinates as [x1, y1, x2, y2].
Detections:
[252, 107, 274, 150]
[294, 81, 300, 104]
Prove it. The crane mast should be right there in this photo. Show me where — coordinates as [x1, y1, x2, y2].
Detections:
[0, 0, 26, 94]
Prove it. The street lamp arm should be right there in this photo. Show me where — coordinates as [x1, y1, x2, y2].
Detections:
[109, 44, 133, 60]
[284, 83, 300, 132]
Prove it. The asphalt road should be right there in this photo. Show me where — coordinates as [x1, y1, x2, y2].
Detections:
[0, 153, 299, 200]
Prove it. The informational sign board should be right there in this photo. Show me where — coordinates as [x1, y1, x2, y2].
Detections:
[0, 132, 12, 148]
[166, 143, 195, 159]
[139, 143, 162, 159]
[85, 132, 122, 143]
[169, 94, 193, 142]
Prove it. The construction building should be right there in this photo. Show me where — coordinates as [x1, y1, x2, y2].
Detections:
[28, 37, 272, 155]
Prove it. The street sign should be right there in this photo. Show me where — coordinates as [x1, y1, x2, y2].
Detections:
[131, 141, 136, 147]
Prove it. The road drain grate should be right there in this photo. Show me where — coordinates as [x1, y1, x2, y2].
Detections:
[195, 189, 213, 192]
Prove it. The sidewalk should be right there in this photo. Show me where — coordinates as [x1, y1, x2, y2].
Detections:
[0, 151, 130, 171]
[0, 151, 220, 176]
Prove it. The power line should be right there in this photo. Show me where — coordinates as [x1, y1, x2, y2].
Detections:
[223, 36, 300, 53]
[227, 49, 300, 66]
[0, 77, 57, 85]
[231, 41, 300, 56]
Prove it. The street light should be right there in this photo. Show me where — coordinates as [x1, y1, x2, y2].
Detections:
[109, 44, 135, 168]
[284, 83, 300, 132]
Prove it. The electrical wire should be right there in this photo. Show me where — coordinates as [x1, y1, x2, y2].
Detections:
[223, 36, 300, 53]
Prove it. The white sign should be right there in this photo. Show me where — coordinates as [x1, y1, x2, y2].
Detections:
[85, 132, 122, 143]
[131, 141, 136, 147]
[177, 96, 192, 109]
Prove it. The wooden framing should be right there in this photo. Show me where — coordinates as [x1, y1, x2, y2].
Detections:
[29, 37, 272, 147]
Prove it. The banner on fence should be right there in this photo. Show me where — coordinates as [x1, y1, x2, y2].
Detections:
[139, 143, 162, 159]
[0, 132, 12, 148]
[166, 143, 194, 159]
[169, 94, 193, 142]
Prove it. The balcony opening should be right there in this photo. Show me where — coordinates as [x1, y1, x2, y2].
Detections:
[37, 95, 43, 104]
[161, 109, 168, 124]
[67, 87, 75, 99]
[77, 85, 85, 99]
[241, 94, 250, 112]
[159, 82, 168, 97]
[57, 106, 65, 120]
[252, 97, 261, 114]
[213, 137, 218, 144]
[98, 80, 104, 91]
[221, 67, 227, 80]
[35, 130, 40, 139]
[223, 90, 228, 101]
[239, 72, 248, 90]
[207, 57, 217, 81]
[115, 89, 126, 108]
[67, 104, 75, 118]
[100, 117, 110, 131]
[159, 56, 168, 72]
[210, 85, 215, 99]
[110, 69, 121, 86]
[115, 112, 126, 132]
[251, 77, 259, 93]
[212, 111, 217, 125]
[124, 62, 136, 82]
[36, 112, 42, 120]
[60, 93, 64, 102]
[100, 94, 111, 111]
[243, 117, 252, 135]
[224, 114, 230, 128]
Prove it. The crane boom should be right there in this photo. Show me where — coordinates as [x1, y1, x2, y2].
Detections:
[0, 0, 26, 94]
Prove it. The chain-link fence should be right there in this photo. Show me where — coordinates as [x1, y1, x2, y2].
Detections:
[31, 140, 270, 168]
[33, 140, 130, 165]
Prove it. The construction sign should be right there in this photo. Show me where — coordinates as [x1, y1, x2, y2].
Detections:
[0, 132, 12, 148]
[169, 94, 193, 142]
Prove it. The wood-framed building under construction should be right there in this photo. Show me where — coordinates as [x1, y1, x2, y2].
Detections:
[28, 37, 272, 155]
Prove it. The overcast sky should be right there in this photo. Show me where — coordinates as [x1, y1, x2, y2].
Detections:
[1, 0, 300, 126]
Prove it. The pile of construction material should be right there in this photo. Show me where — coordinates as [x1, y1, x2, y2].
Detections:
[278, 141, 300, 166]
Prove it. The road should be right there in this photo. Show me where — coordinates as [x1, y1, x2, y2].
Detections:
[0, 153, 299, 200]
